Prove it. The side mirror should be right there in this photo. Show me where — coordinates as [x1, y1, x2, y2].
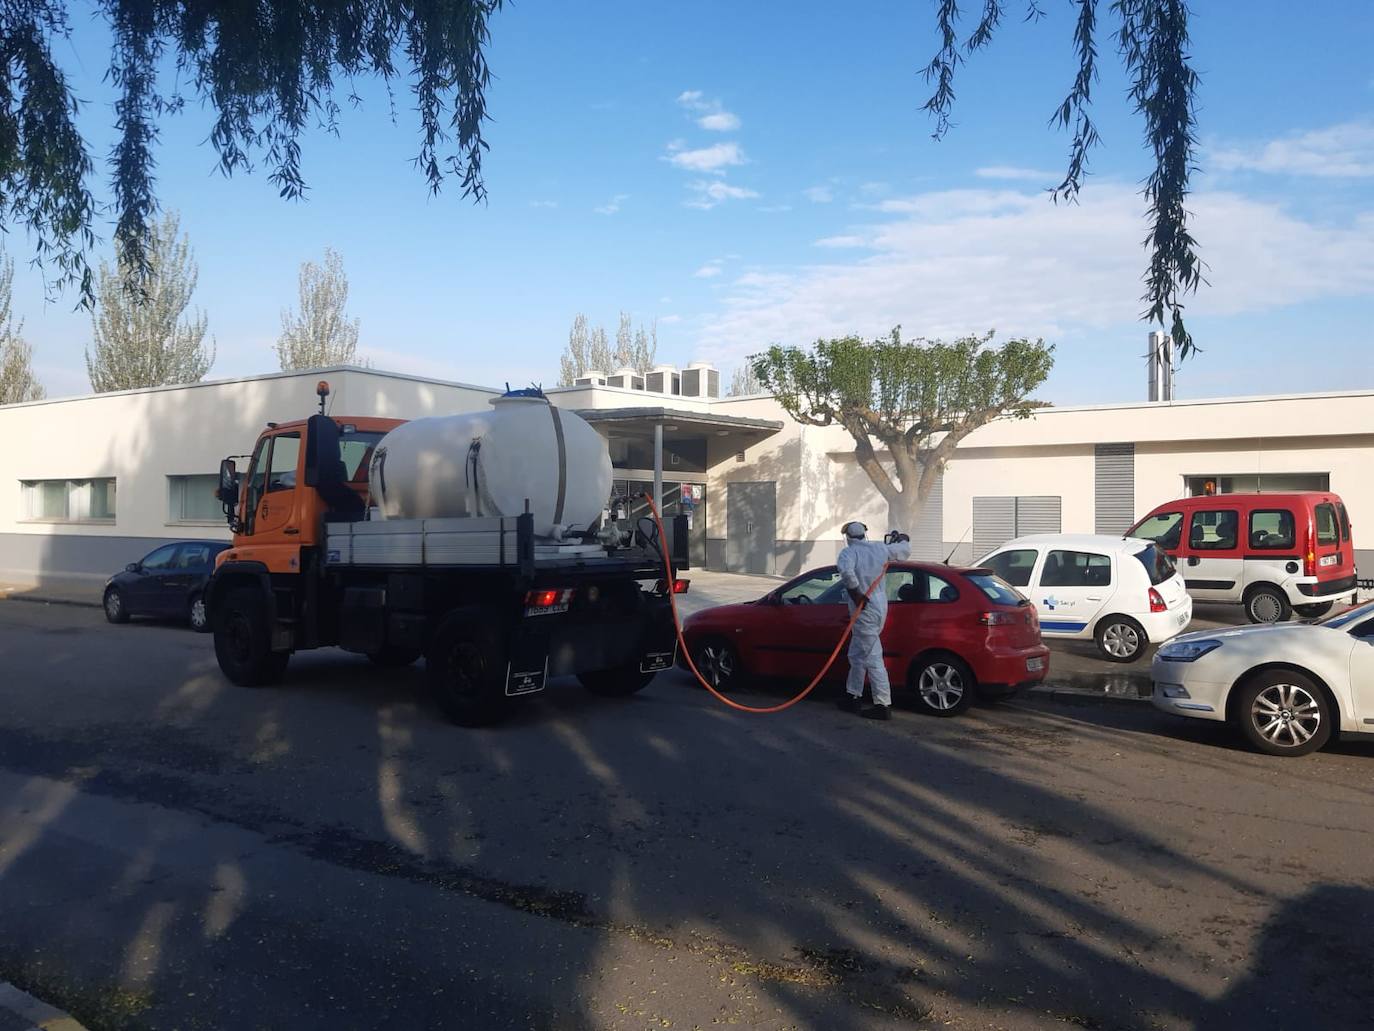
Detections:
[125, 562, 139, 573]
[217, 458, 238, 504]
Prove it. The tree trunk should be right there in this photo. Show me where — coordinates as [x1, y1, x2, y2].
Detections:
[885, 491, 924, 541]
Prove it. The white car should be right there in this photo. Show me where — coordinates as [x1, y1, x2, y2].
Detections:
[1152, 601, 1374, 756]
[978, 534, 1192, 662]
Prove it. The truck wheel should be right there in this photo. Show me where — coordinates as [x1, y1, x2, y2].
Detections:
[368, 645, 421, 668]
[579, 664, 656, 697]
[103, 587, 129, 624]
[214, 587, 289, 686]
[426, 613, 512, 727]
[1245, 585, 1291, 624]
[1294, 601, 1333, 620]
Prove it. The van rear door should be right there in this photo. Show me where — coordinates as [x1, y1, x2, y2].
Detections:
[1312, 499, 1356, 588]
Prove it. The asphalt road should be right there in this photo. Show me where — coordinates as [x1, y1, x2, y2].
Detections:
[2, 601, 1373, 1030]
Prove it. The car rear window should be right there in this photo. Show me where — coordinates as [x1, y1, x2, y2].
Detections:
[1133, 545, 1176, 586]
[966, 573, 1024, 606]
[1316, 503, 1339, 546]
[1338, 502, 1351, 542]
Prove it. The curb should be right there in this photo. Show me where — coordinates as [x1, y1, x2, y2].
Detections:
[1024, 686, 1150, 708]
[0, 590, 101, 610]
[0, 982, 88, 1031]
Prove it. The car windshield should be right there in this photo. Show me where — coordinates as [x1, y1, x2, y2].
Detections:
[1133, 544, 1176, 586]
[966, 572, 1025, 606]
[1320, 601, 1374, 630]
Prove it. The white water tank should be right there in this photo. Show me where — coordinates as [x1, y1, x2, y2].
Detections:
[369, 393, 613, 539]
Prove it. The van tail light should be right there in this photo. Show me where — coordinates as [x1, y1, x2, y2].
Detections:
[1304, 545, 1317, 577]
[978, 611, 1016, 626]
[1148, 588, 1166, 613]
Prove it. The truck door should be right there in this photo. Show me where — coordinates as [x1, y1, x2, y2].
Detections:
[243, 432, 301, 538]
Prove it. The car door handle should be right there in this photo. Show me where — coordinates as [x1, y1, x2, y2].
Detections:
[1087, 596, 1103, 602]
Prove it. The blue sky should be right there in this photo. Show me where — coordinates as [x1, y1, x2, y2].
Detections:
[10, 0, 1374, 404]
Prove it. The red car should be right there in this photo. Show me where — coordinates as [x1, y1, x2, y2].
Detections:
[682, 562, 1050, 716]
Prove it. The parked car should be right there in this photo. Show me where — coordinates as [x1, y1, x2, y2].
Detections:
[103, 541, 231, 631]
[1152, 601, 1374, 756]
[1128, 492, 1358, 624]
[977, 534, 1191, 662]
[681, 561, 1049, 716]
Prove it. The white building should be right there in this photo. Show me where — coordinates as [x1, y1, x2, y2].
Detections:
[2, 363, 1372, 589]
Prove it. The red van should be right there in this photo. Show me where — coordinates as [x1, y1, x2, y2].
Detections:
[1128, 493, 1358, 623]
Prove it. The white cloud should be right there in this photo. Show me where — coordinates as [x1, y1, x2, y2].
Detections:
[758, 204, 793, 213]
[814, 235, 868, 248]
[594, 193, 629, 215]
[665, 141, 746, 173]
[696, 182, 1374, 364]
[658, 314, 683, 324]
[698, 111, 741, 132]
[685, 180, 759, 210]
[693, 263, 723, 278]
[975, 165, 1057, 181]
[1209, 121, 1374, 177]
[804, 185, 834, 203]
[676, 90, 741, 131]
[859, 182, 890, 195]
[528, 199, 558, 209]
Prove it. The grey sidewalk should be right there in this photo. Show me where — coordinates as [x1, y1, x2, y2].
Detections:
[0, 982, 87, 1031]
[0, 583, 103, 608]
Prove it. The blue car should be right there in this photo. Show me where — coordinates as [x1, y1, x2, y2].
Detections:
[103, 541, 231, 631]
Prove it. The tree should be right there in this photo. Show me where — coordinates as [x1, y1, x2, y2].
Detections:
[922, 1, 1203, 355]
[557, 312, 657, 384]
[1, 0, 502, 301]
[0, 257, 44, 404]
[85, 212, 214, 392]
[729, 361, 762, 397]
[277, 249, 361, 370]
[753, 329, 1054, 530]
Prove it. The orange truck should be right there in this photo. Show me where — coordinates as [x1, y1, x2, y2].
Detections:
[206, 382, 686, 726]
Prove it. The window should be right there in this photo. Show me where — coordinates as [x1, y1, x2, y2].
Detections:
[1315, 503, 1339, 546]
[338, 430, 385, 481]
[140, 544, 179, 571]
[966, 573, 1022, 606]
[884, 569, 917, 601]
[1133, 545, 1176, 586]
[267, 434, 301, 493]
[20, 478, 117, 523]
[1338, 502, 1351, 543]
[175, 543, 214, 569]
[982, 549, 1037, 588]
[168, 475, 223, 523]
[1187, 510, 1238, 551]
[1041, 550, 1112, 588]
[778, 569, 842, 604]
[921, 572, 960, 603]
[1249, 509, 1295, 550]
[1131, 511, 1183, 550]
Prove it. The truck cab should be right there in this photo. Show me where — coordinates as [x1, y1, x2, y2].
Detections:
[207, 383, 685, 726]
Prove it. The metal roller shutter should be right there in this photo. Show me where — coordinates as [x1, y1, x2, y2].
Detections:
[1014, 496, 1062, 536]
[910, 472, 944, 561]
[972, 496, 1016, 559]
[1095, 443, 1136, 534]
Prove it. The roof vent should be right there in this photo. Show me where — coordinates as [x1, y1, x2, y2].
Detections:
[681, 361, 719, 399]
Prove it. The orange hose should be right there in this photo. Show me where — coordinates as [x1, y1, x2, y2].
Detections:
[643, 496, 887, 714]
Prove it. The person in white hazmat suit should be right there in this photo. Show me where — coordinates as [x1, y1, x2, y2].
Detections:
[836, 521, 911, 720]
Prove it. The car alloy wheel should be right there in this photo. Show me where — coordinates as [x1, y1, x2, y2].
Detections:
[1101, 622, 1141, 659]
[696, 641, 736, 689]
[918, 662, 964, 711]
[105, 592, 121, 620]
[1250, 682, 1322, 749]
[189, 596, 207, 631]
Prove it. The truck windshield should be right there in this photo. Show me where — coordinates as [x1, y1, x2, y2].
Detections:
[339, 431, 386, 480]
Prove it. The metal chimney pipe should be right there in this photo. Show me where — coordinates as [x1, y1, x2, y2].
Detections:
[1147, 331, 1164, 402]
[1160, 334, 1175, 401]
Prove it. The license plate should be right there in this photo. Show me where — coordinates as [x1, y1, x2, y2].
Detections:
[1176, 610, 1188, 626]
[1026, 656, 1044, 672]
[640, 649, 675, 673]
[1320, 554, 1338, 567]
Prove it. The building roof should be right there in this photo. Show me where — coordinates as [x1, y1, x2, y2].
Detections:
[576, 406, 784, 434]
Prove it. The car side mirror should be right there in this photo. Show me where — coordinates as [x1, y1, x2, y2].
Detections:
[125, 562, 139, 573]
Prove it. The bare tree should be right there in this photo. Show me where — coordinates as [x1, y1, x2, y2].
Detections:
[589, 325, 614, 373]
[559, 312, 659, 383]
[0, 256, 45, 404]
[613, 311, 634, 369]
[277, 249, 361, 370]
[728, 360, 762, 397]
[632, 320, 658, 374]
[85, 212, 215, 393]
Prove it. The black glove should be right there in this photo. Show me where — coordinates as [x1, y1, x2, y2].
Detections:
[886, 531, 910, 544]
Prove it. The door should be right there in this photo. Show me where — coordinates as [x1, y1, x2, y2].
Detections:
[1034, 549, 1113, 635]
[164, 542, 214, 614]
[755, 567, 848, 679]
[726, 482, 776, 575]
[1179, 506, 1242, 601]
[248, 432, 301, 539]
[1348, 614, 1374, 723]
[126, 544, 180, 616]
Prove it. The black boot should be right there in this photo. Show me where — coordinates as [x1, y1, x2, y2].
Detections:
[860, 704, 891, 721]
[837, 693, 863, 713]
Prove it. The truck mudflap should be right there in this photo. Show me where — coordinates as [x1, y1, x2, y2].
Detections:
[505, 657, 549, 697]
[639, 642, 677, 674]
